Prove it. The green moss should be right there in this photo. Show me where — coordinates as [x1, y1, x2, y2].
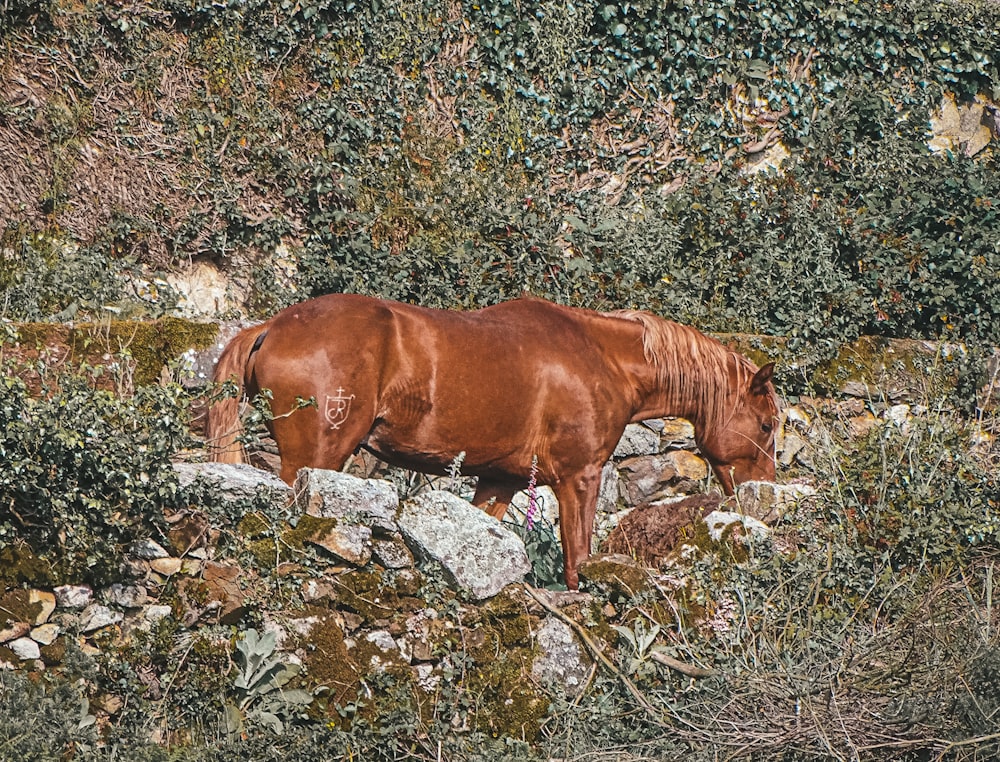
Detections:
[811, 336, 960, 398]
[294, 607, 368, 714]
[481, 587, 534, 648]
[579, 556, 655, 601]
[465, 631, 548, 740]
[281, 514, 340, 551]
[69, 317, 218, 386]
[326, 569, 397, 622]
[237, 511, 272, 540]
[0, 545, 55, 588]
[9, 318, 219, 387]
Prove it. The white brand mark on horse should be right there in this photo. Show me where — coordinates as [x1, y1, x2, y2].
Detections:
[324, 388, 355, 429]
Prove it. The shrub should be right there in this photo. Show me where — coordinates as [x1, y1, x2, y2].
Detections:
[0, 364, 190, 585]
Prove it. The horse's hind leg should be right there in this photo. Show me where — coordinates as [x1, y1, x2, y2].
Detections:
[272, 411, 373, 485]
[473, 478, 518, 521]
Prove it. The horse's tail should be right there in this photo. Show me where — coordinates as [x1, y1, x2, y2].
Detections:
[205, 322, 271, 464]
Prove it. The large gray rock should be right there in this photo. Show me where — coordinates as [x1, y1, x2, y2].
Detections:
[397, 491, 530, 600]
[173, 462, 292, 505]
[294, 468, 399, 534]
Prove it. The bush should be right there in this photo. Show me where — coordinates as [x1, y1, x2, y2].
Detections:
[0, 365, 190, 585]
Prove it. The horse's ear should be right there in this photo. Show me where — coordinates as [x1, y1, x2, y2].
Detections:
[750, 362, 775, 395]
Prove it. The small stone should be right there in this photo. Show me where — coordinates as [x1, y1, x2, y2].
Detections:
[105, 584, 148, 609]
[659, 417, 696, 449]
[149, 557, 183, 576]
[30, 623, 60, 646]
[778, 431, 809, 467]
[735, 481, 817, 523]
[885, 404, 912, 432]
[143, 606, 174, 624]
[783, 406, 812, 430]
[54, 584, 93, 610]
[371, 537, 414, 570]
[29, 591, 56, 625]
[531, 618, 591, 697]
[305, 522, 373, 566]
[0, 622, 30, 644]
[703, 510, 770, 543]
[510, 484, 560, 526]
[79, 604, 123, 633]
[131, 539, 169, 560]
[847, 412, 878, 440]
[666, 450, 709, 480]
[301, 579, 337, 603]
[9, 637, 40, 661]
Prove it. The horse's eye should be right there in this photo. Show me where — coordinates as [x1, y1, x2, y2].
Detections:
[761, 422, 774, 434]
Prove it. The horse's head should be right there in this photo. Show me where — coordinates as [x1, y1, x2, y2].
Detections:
[697, 362, 779, 495]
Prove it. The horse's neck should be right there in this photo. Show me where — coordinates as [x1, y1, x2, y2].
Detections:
[632, 345, 734, 432]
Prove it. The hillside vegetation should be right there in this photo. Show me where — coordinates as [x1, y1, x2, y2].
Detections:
[2, 0, 999, 355]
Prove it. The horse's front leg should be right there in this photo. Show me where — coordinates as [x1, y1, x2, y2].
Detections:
[472, 477, 518, 521]
[554, 465, 603, 591]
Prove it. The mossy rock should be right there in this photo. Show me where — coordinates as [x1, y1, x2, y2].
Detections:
[0, 589, 45, 628]
[465, 627, 548, 740]
[7, 318, 219, 388]
[323, 568, 424, 623]
[811, 336, 965, 400]
[480, 586, 535, 648]
[578, 554, 656, 601]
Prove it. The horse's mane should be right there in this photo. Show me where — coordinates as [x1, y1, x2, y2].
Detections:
[609, 309, 760, 427]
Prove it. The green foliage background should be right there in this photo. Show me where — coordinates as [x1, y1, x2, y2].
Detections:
[1, 0, 998, 349]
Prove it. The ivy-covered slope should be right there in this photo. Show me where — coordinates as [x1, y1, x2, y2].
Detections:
[1, 0, 998, 351]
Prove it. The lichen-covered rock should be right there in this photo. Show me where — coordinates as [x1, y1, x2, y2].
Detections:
[613, 423, 660, 458]
[304, 520, 373, 566]
[54, 584, 93, 610]
[79, 604, 124, 633]
[703, 511, 771, 543]
[617, 451, 708, 504]
[531, 617, 591, 697]
[173, 461, 292, 505]
[371, 536, 414, 569]
[398, 491, 530, 600]
[294, 468, 398, 534]
[735, 481, 817, 523]
[104, 583, 148, 609]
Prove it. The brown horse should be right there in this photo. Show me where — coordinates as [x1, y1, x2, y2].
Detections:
[206, 294, 778, 589]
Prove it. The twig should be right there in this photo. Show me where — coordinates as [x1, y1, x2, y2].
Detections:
[648, 650, 717, 679]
